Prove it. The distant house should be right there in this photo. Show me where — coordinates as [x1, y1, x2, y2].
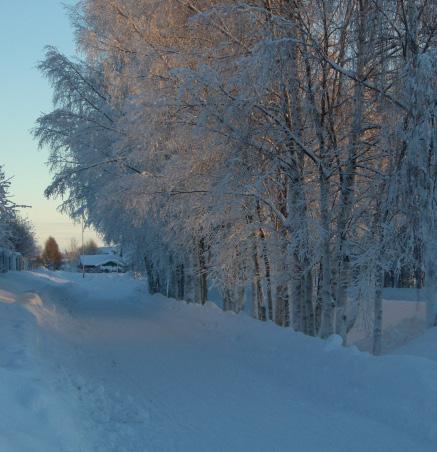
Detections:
[79, 254, 127, 273]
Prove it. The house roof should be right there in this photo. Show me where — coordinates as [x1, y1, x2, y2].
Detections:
[79, 255, 126, 267]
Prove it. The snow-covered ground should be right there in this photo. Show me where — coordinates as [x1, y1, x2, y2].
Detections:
[0, 270, 436, 451]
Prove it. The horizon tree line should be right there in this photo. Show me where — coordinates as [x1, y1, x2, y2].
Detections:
[0, 164, 37, 261]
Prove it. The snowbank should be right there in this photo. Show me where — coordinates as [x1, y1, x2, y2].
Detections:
[393, 326, 437, 362]
[0, 275, 86, 452]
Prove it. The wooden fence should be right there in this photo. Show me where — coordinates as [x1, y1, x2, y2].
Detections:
[0, 248, 26, 273]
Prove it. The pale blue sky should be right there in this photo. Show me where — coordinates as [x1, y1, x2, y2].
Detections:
[0, 0, 102, 249]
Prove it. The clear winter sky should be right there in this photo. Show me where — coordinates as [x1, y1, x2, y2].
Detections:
[0, 0, 102, 250]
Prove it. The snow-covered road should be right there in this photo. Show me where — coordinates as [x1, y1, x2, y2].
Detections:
[1, 270, 436, 451]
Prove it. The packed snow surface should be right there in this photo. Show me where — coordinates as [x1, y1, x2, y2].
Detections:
[0, 270, 436, 451]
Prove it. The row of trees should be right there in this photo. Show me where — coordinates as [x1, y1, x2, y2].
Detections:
[64, 238, 98, 262]
[35, 0, 436, 353]
[0, 165, 37, 258]
[42, 237, 99, 270]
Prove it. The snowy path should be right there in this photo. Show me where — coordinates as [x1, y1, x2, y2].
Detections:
[1, 270, 436, 451]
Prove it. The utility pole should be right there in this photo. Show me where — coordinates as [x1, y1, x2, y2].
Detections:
[82, 216, 85, 278]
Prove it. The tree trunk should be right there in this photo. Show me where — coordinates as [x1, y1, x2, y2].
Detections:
[275, 241, 290, 328]
[176, 263, 184, 300]
[424, 242, 437, 327]
[303, 267, 315, 336]
[373, 267, 384, 355]
[256, 202, 274, 321]
[196, 238, 208, 305]
[252, 241, 267, 321]
[290, 253, 303, 332]
[144, 256, 160, 294]
[335, 0, 367, 339]
[319, 172, 334, 338]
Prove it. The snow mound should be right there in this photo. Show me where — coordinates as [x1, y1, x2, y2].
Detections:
[324, 334, 344, 350]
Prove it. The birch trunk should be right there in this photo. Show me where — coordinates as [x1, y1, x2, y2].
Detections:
[252, 240, 267, 321]
[284, 19, 308, 333]
[145, 256, 160, 295]
[319, 173, 334, 338]
[373, 267, 384, 355]
[335, 0, 367, 340]
[301, 25, 334, 338]
[303, 267, 315, 336]
[256, 201, 274, 321]
[425, 242, 437, 327]
[275, 281, 290, 327]
[290, 253, 303, 331]
[194, 239, 208, 305]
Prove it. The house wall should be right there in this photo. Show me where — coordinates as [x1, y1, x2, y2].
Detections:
[348, 295, 426, 352]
